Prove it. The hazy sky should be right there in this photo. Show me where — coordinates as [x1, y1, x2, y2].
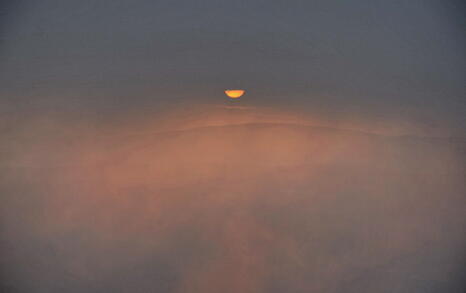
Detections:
[1, 2, 465, 292]
[0, 0, 465, 135]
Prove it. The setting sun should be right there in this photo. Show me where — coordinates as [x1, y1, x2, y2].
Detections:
[225, 89, 245, 99]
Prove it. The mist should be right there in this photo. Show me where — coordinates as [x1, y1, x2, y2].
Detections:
[1, 106, 464, 292]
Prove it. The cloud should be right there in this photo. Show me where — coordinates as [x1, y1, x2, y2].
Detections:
[1, 108, 465, 292]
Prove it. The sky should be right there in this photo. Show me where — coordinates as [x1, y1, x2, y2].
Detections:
[0, 0, 465, 135]
[0, 1, 465, 293]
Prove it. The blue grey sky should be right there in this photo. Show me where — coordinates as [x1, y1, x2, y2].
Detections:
[0, 0, 465, 134]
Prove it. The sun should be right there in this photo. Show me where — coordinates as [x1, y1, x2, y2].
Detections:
[225, 89, 245, 99]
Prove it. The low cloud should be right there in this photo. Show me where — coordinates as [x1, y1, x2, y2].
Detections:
[1, 107, 465, 292]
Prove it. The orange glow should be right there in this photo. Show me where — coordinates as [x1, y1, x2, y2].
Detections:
[225, 89, 245, 98]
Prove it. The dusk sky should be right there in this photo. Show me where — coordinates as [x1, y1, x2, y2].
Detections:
[1, 0, 465, 135]
[1, 1, 465, 293]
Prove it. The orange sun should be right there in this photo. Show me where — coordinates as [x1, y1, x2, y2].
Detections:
[225, 89, 245, 99]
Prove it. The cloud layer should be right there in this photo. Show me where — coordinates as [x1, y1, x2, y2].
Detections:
[1, 108, 465, 292]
